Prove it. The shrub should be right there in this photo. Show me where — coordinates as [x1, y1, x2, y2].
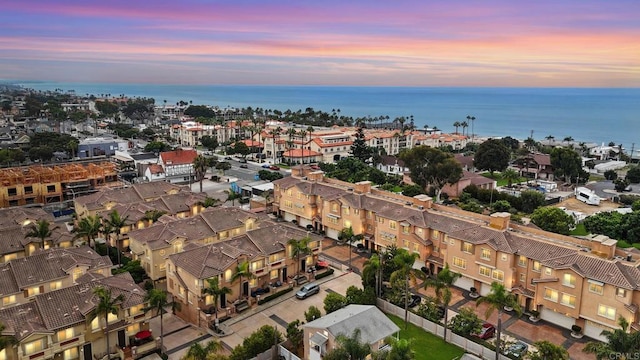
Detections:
[314, 268, 335, 280]
[604, 170, 618, 180]
[571, 325, 582, 334]
[619, 194, 640, 205]
[305, 306, 321, 322]
[257, 287, 293, 305]
[530, 310, 540, 318]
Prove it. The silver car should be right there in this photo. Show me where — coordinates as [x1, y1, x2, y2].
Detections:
[296, 283, 320, 299]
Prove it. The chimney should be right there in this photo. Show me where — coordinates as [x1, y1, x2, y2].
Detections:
[412, 194, 432, 209]
[489, 212, 511, 230]
[307, 171, 324, 182]
[590, 235, 617, 260]
[354, 181, 372, 194]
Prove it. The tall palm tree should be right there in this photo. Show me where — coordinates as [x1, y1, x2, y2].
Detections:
[583, 316, 640, 359]
[185, 340, 222, 360]
[298, 129, 307, 164]
[476, 282, 521, 360]
[231, 260, 255, 300]
[202, 277, 232, 324]
[107, 210, 129, 266]
[338, 227, 363, 271]
[198, 197, 221, 208]
[363, 253, 382, 297]
[88, 286, 124, 360]
[391, 249, 424, 329]
[453, 121, 461, 134]
[423, 263, 461, 342]
[307, 126, 314, 162]
[192, 154, 209, 193]
[272, 126, 283, 164]
[288, 237, 311, 280]
[25, 219, 57, 250]
[0, 321, 16, 351]
[144, 288, 180, 354]
[460, 121, 469, 137]
[325, 328, 371, 360]
[73, 215, 103, 249]
[501, 168, 520, 187]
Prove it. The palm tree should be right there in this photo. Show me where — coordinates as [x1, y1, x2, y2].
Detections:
[338, 227, 363, 271]
[185, 340, 222, 360]
[563, 136, 574, 145]
[476, 282, 521, 360]
[583, 316, 640, 360]
[298, 129, 307, 164]
[288, 237, 311, 280]
[25, 219, 57, 250]
[363, 253, 382, 297]
[307, 126, 314, 162]
[272, 126, 283, 164]
[0, 321, 16, 351]
[453, 121, 461, 134]
[385, 337, 415, 360]
[501, 168, 520, 187]
[107, 210, 129, 266]
[324, 328, 371, 360]
[202, 277, 232, 324]
[88, 286, 124, 360]
[423, 263, 461, 342]
[391, 249, 424, 329]
[73, 215, 103, 249]
[192, 155, 209, 193]
[144, 288, 180, 354]
[143, 209, 167, 224]
[198, 197, 221, 208]
[460, 121, 469, 137]
[231, 260, 255, 300]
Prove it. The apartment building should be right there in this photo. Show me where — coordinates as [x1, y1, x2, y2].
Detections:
[0, 273, 154, 360]
[158, 149, 198, 184]
[172, 120, 251, 148]
[272, 166, 640, 341]
[0, 246, 111, 310]
[128, 207, 258, 281]
[166, 222, 322, 325]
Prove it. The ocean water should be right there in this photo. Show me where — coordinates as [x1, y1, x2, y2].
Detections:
[17, 82, 640, 151]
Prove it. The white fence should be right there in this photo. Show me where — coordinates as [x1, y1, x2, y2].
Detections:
[377, 299, 512, 360]
[278, 344, 302, 360]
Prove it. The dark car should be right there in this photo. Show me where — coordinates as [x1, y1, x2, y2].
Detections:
[269, 165, 280, 170]
[505, 341, 529, 358]
[239, 164, 248, 168]
[224, 156, 232, 160]
[474, 323, 495, 340]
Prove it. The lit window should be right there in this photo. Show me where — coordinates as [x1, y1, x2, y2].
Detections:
[402, 225, 410, 234]
[561, 293, 576, 308]
[481, 249, 491, 260]
[343, 207, 350, 215]
[332, 203, 338, 212]
[205, 295, 214, 305]
[412, 243, 419, 253]
[2, 295, 16, 306]
[126, 323, 140, 335]
[57, 328, 75, 342]
[544, 267, 552, 276]
[27, 286, 41, 297]
[251, 259, 265, 271]
[479, 266, 491, 277]
[23, 338, 45, 355]
[598, 304, 616, 320]
[376, 216, 384, 224]
[73, 268, 83, 282]
[225, 269, 232, 282]
[563, 273, 576, 287]
[129, 304, 144, 316]
[518, 256, 527, 267]
[432, 230, 440, 240]
[519, 273, 526, 282]
[50, 281, 62, 290]
[63, 347, 78, 360]
[344, 220, 351, 228]
[1, 349, 6, 360]
[367, 211, 373, 219]
[589, 282, 604, 295]
[532, 261, 541, 272]
[544, 288, 559, 302]
[90, 318, 100, 331]
[284, 200, 293, 208]
[462, 243, 473, 254]
[107, 312, 118, 323]
[452, 257, 466, 269]
[329, 217, 338, 224]
[389, 221, 397, 230]
[491, 270, 504, 282]
[270, 269, 279, 280]
[617, 288, 627, 297]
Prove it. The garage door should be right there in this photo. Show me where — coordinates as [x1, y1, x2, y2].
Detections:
[299, 218, 312, 229]
[540, 308, 575, 329]
[325, 228, 339, 240]
[584, 320, 610, 342]
[284, 212, 296, 222]
[454, 276, 475, 292]
[480, 283, 493, 296]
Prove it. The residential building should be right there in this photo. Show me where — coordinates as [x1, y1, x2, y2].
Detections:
[441, 170, 496, 198]
[302, 305, 399, 360]
[0, 273, 155, 360]
[376, 155, 408, 176]
[128, 207, 258, 281]
[78, 137, 128, 158]
[0, 246, 111, 309]
[273, 165, 640, 340]
[166, 222, 322, 325]
[512, 153, 554, 180]
[158, 148, 198, 183]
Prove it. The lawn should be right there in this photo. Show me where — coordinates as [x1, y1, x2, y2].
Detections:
[570, 223, 589, 236]
[480, 172, 527, 187]
[387, 314, 465, 360]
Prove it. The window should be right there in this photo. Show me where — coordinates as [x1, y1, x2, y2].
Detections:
[129, 304, 144, 316]
[501, 254, 508, 261]
[412, 243, 419, 253]
[344, 220, 352, 228]
[1, 349, 6, 360]
[532, 261, 541, 272]
[107, 312, 118, 323]
[24, 338, 45, 355]
[432, 230, 440, 240]
[225, 269, 232, 282]
[284, 200, 293, 208]
[452, 257, 466, 269]
[617, 288, 627, 297]
[367, 211, 373, 219]
[159, 250, 166, 256]
[331, 203, 338, 212]
[544, 288, 559, 302]
[72, 268, 83, 282]
[491, 270, 504, 282]
[173, 241, 183, 253]
[402, 240, 410, 249]
[2, 295, 16, 306]
[389, 221, 397, 230]
[126, 323, 140, 335]
[561, 293, 576, 308]
[205, 295, 214, 305]
[90, 318, 100, 331]
[479, 266, 491, 277]
[462, 242, 473, 254]
[270, 269, 279, 280]
[57, 328, 75, 342]
[47, 185, 55, 193]
[598, 304, 616, 320]
[518, 256, 527, 267]
[519, 273, 526, 282]
[376, 216, 384, 224]
[589, 281, 604, 295]
[178, 286, 185, 298]
[563, 273, 576, 287]
[329, 217, 338, 224]
[269, 253, 284, 263]
[354, 209, 359, 215]
[7, 188, 16, 196]
[63, 347, 78, 360]
[343, 207, 350, 215]
[251, 259, 265, 271]
[481, 248, 491, 260]
[25, 186, 33, 194]
[27, 286, 42, 297]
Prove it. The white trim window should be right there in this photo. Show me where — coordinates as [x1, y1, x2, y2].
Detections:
[598, 304, 616, 320]
[452, 257, 467, 269]
[544, 288, 559, 302]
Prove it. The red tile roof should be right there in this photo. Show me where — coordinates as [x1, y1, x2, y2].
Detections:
[282, 149, 322, 158]
[160, 149, 197, 165]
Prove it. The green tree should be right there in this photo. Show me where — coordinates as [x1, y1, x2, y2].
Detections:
[501, 168, 521, 187]
[338, 226, 363, 271]
[528, 340, 569, 360]
[391, 249, 424, 329]
[474, 139, 510, 176]
[530, 206, 576, 235]
[401, 184, 426, 197]
[193, 154, 209, 192]
[350, 126, 372, 162]
[199, 197, 221, 208]
[113, 260, 147, 283]
[73, 215, 103, 249]
[423, 263, 461, 342]
[184, 340, 222, 360]
[448, 307, 483, 336]
[200, 135, 219, 153]
[399, 146, 462, 203]
[345, 286, 377, 305]
[476, 282, 521, 360]
[202, 277, 232, 324]
[233, 325, 282, 359]
[324, 328, 371, 360]
[287, 237, 311, 279]
[305, 305, 322, 322]
[88, 286, 124, 360]
[615, 178, 630, 192]
[362, 253, 383, 296]
[286, 320, 304, 355]
[627, 166, 640, 184]
[231, 260, 255, 299]
[385, 337, 415, 360]
[215, 161, 231, 176]
[144, 288, 181, 355]
[228, 141, 250, 159]
[583, 316, 640, 360]
[604, 170, 618, 181]
[492, 200, 511, 212]
[144, 141, 172, 153]
[25, 219, 56, 250]
[550, 147, 582, 183]
[0, 321, 16, 352]
[143, 209, 167, 223]
[323, 292, 347, 314]
[520, 190, 546, 213]
[107, 210, 129, 266]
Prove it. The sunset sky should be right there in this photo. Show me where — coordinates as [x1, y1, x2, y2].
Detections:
[1, 0, 639, 87]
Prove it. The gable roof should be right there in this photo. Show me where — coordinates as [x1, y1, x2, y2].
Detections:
[303, 305, 399, 344]
[160, 148, 198, 165]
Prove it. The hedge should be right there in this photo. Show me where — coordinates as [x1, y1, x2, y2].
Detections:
[314, 268, 335, 280]
[257, 287, 293, 305]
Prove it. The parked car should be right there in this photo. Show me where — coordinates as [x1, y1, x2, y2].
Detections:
[269, 165, 280, 170]
[261, 164, 271, 169]
[473, 323, 496, 340]
[296, 283, 320, 299]
[239, 158, 247, 163]
[224, 156, 232, 160]
[239, 164, 248, 168]
[504, 341, 529, 358]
